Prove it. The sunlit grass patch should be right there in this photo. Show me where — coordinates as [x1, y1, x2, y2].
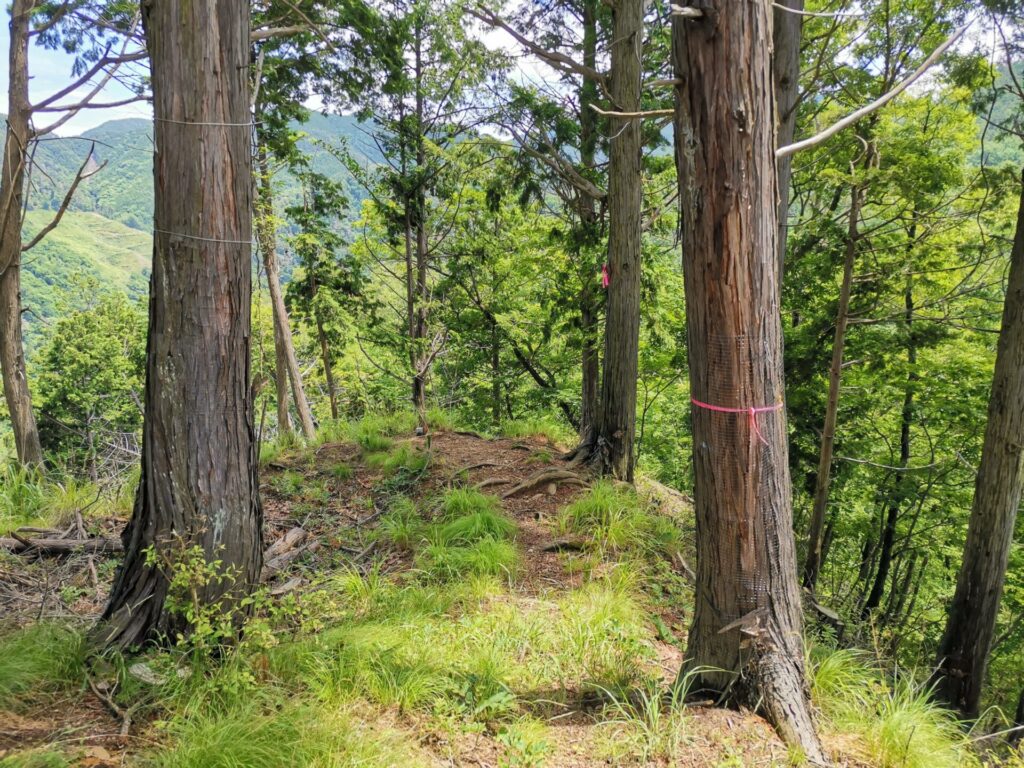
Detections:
[364, 444, 428, 477]
[0, 748, 72, 768]
[434, 507, 516, 546]
[140, 693, 429, 768]
[497, 717, 552, 768]
[501, 416, 573, 446]
[258, 430, 304, 466]
[595, 678, 692, 763]
[809, 646, 978, 768]
[268, 469, 304, 497]
[0, 465, 48, 529]
[0, 623, 86, 709]
[416, 537, 519, 581]
[0, 466, 128, 531]
[438, 487, 500, 519]
[557, 481, 686, 560]
[425, 407, 457, 431]
[558, 480, 648, 551]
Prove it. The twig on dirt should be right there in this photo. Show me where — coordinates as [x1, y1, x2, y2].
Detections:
[451, 460, 500, 477]
[452, 429, 486, 439]
[474, 477, 510, 490]
[87, 674, 139, 737]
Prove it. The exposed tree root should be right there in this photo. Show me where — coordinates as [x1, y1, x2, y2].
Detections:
[501, 468, 587, 499]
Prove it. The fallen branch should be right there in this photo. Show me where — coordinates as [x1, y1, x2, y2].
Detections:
[261, 539, 320, 581]
[0, 536, 122, 555]
[262, 526, 308, 561]
[475, 477, 510, 490]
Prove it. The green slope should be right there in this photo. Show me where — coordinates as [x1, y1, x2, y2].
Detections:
[20, 210, 151, 348]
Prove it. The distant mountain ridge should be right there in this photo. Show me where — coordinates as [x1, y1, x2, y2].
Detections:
[10, 111, 382, 232]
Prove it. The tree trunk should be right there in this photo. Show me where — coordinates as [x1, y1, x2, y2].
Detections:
[803, 181, 862, 591]
[1012, 688, 1024, 745]
[317, 316, 339, 421]
[596, 0, 643, 481]
[673, 3, 825, 761]
[98, 0, 261, 650]
[491, 317, 501, 427]
[576, 0, 601, 449]
[0, 0, 44, 467]
[255, 147, 316, 439]
[931, 173, 1024, 718]
[773, 0, 802, 277]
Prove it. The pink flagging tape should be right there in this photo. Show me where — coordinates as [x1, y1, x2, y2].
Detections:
[690, 398, 783, 446]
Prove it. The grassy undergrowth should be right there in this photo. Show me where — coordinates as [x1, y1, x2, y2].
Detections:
[809, 646, 984, 768]
[0, 623, 86, 710]
[0, 465, 134, 531]
[3, 416, 1012, 767]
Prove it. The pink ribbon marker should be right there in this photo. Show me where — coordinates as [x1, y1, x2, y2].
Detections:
[601, 264, 610, 288]
[690, 397, 783, 446]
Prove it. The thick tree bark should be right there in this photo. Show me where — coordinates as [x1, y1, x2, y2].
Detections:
[773, 0, 802, 277]
[98, 0, 261, 650]
[255, 147, 316, 439]
[596, 0, 643, 481]
[576, 0, 601, 449]
[410, 19, 430, 427]
[803, 182, 862, 591]
[0, 0, 44, 466]
[674, 2, 825, 761]
[930, 173, 1024, 718]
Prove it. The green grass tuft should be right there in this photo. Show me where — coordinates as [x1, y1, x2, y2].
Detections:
[416, 537, 519, 581]
[140, 693, 428, 768]
[500, 417, 572, 445]
[558, 481, 650, 551]
[327, 462, 353, 481]
[0, 623, 86, 709]
[597, 678, 692, 763]
[376, 497, 424, 551]
[809, 646, 978, 768]
[439, 488, 501, 519]
[435, 509, 516, 546]
[0, 465, 47, 529]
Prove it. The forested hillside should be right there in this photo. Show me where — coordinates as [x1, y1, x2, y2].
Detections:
[2, 1, 1024, 767]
